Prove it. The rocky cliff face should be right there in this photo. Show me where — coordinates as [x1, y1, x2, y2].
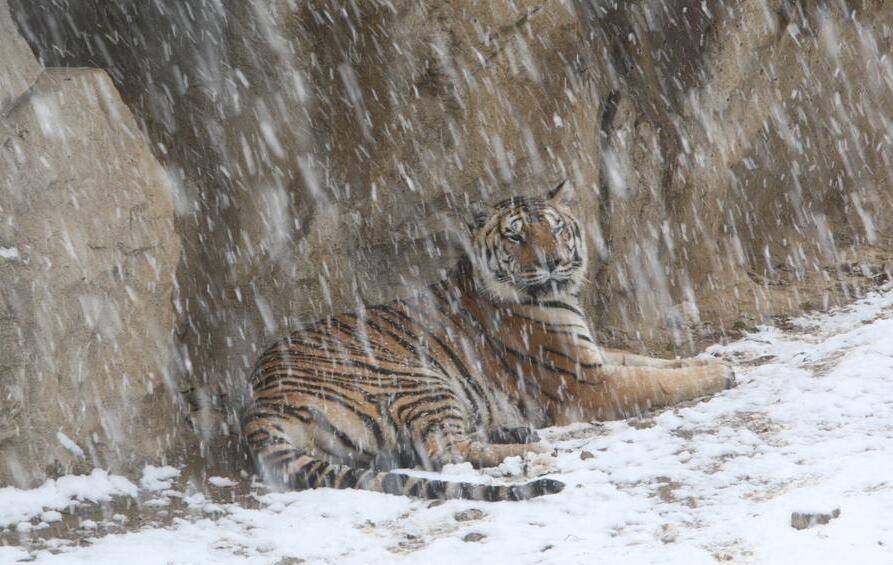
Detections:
[4, 0, 892, 482]
[0, 0, 38, 111]
[0, 0, 183, 486]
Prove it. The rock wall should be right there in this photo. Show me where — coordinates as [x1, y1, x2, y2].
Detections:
[0, 0, 183, 486]
[6, 0, 893, 471]
[0, 0, 38, 111]
[586, 0, 893, 346]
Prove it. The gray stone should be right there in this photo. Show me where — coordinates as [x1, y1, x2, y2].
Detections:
[0, 68, 182, 486]
[791, 508, 841, 530]
[0, 0, 40, 111]
[454, 508, 485, 522]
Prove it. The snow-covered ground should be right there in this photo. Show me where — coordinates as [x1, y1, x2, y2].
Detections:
[2, 289, 892, 564]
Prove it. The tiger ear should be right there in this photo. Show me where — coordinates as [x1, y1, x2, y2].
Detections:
[546, 179, 572, 204]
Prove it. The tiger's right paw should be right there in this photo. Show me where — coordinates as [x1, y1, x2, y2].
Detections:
[719, 363, 737, 389]
[703, 360, 737, 391]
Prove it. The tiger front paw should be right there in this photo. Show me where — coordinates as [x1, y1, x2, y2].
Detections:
[718, 362, 737, 389]
[702, 360, 737, 391]
[692, 357, 736, 380]
[688, 358, 736, 394]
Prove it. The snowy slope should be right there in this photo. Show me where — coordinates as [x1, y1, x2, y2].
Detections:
[2, 289, 892, 564]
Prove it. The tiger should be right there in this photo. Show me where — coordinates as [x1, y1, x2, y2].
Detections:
[241, 181, 735, 501]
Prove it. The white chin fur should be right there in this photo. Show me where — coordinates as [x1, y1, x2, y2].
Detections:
[474, 266, 580, 303]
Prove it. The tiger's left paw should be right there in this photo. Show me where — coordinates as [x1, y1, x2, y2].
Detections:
[718, 362, 737, 389]
[701, 360, 737, 392]
[483, 447, 557, 478]
[523, 449, 559, 477]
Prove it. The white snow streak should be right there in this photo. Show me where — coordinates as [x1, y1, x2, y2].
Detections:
[54, 433, 84, 459]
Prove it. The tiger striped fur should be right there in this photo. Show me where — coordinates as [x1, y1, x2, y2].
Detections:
[242, 181, 735, 501]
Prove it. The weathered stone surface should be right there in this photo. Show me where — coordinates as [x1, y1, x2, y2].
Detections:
[0, 0, 40, 111]
[0, 68, 182, 486]
[454, 508, 485, 522]
[587, 1, 893, 348]
[7, 0, 893, 462]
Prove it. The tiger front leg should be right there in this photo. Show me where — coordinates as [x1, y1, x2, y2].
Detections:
[488, 426, 541, 444]
[599, 348, 729, 370]
[459, 440, 549, 468]
[420, 428, 548, 469]
[549, 362, 736, 424]
[408, 411, 548, 470]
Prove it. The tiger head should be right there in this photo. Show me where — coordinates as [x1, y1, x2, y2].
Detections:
[468, 180, 587, 303]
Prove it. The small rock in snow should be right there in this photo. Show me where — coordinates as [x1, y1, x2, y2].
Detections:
[462, 532, 486, 542]
[580, 450, 595, 460]
[659, 523, 678, 544]
[791, 508, 841, 530]
[454, 508, 485, 522]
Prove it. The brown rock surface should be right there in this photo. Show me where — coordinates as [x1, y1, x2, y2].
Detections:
[6, 0, 893, 464]
[0, 63, 182, 486]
